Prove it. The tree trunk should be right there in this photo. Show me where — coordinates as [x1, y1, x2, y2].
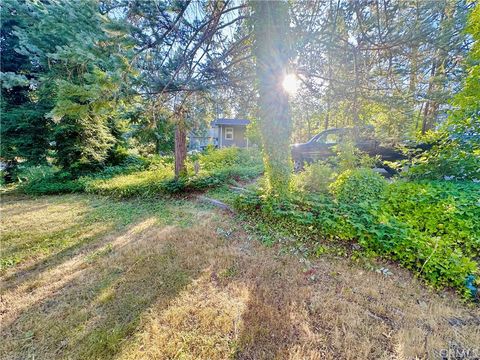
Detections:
[409, 0, 419, 106]
[422, 2, 451, 134]
[421, 100, 431, 134]
[174, 123, 187, 179]
[306, 112, 312, 139]
[325, 0, 340, 131]
[252, 0, 292, 196]
[409, 40, 418, 119]
[422, 60, 436, 134]
[155, 133, 161, 155]
[325, 95, 330, 130]
[352, 45, 360, 127]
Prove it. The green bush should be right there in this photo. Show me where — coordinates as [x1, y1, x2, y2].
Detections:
[384, 180, 480, 259]
[85, 167, 173, 197]
[290, 140, 381, 196]
[334, 140, 379, 172]
[406, 144, 480, 181]
[88, 154, 172, 181]
[330, 168, 387, 204]
[14, 155, 155, 196]
[13, 148, 264, 197]
[234, 180, 479, 298]
[199, 147, 262, 171]
[17, 166, 85, 195]
[0, 171, 5, 187]
[292, 162, 337, 194]
[84, 148, 263, 198]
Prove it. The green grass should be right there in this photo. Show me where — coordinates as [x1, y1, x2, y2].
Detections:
[85, 169, 173, 197]
[0, 194, 201, 271]
[0, 194, 218, 359]
[205, 185, 243, 205]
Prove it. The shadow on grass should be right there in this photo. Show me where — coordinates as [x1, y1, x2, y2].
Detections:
[5, 198, 473, 359]
[233, 256, 305, 360]
[104, 227, 304, 360]
[0, 195, 189, 293]
[0, 203, 52, 217]
[1, 220, 209, 360]
[1, 225, 113, 291]
[2, 194, 336, 359]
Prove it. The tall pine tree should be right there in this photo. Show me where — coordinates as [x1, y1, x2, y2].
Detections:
[8, 0, 132, 173]
[1, 2, 51, 172]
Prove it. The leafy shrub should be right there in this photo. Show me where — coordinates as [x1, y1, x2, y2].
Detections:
[405, 3, 479, 182]
[384, 180, 480, 258]
[85, 165, 263, 198]
[199, 147, 262, 171]
[90, 163, 144, 181]
[333, 140, 379, 171]
[88, 154, 170, 181]
[291, 139, 382, 195]
[21, 178, 85, 195]
[106, 145, 130, 166]
[85, 167, 173, 197]
[17, 165, 56, 182]
[17, 166, 85, 195]
[84, 149, 263, 198]
[234, 180, 479, 298]
[145, 155, 174, 170]
[292, 162, 337, 193]
[406, 143, 480, 181]
[13, 148, 264, 197]
[13, 155, 150, 196]
[330, 168, 387, 204]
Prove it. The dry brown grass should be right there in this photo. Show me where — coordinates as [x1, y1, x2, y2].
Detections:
[1, 194, 479, 359]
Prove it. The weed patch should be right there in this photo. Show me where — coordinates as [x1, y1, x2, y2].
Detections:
[234, 178, 480, 298]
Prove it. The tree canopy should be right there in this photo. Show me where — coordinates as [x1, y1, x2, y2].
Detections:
[1, 0, 478, 182]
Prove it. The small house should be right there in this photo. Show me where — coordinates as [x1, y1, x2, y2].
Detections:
[211, 118, 250, 148]
[189, 118, 250, 150]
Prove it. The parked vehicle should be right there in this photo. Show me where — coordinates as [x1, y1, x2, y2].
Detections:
[291, 127, 425, 172]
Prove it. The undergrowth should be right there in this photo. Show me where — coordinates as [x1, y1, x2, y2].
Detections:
[12, 148, 263, 197]
[234, 170, 480, 299]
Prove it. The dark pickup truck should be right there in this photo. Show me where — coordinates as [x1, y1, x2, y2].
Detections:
[291, 127, 426, 171]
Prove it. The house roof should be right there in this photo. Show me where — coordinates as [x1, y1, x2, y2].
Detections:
[211, 118, 250, 126]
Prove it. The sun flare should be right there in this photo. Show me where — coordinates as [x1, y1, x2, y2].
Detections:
[282, 73, 299, 95]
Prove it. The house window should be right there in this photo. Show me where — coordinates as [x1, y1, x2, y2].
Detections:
[225, 127, 234, 140]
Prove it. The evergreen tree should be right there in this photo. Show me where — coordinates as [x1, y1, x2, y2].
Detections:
[408, 2, 479, 180]
[0, 2, 51, 171]
[291, 0, 471, 143]
[11, 0, 132, 173]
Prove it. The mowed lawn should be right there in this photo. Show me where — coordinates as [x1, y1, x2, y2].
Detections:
[1, 194, 479, 359]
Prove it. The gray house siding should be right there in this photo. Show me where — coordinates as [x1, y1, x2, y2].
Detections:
[189, 119, 250, 150]
[218, 125, 248, 148]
